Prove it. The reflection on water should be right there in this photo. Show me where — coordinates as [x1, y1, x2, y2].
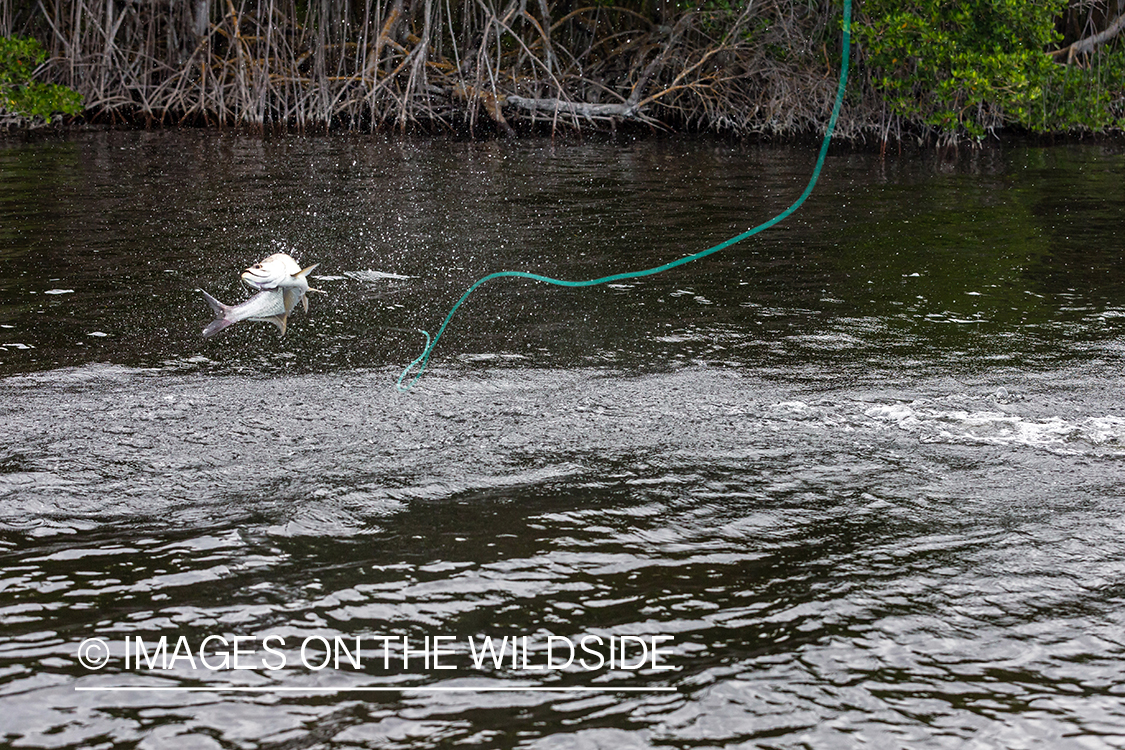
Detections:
[2, 132, 1125, 748]
[3, 132, 1125, 378]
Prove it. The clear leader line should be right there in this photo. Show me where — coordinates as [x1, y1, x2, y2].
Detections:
[396, 0, 853, 391]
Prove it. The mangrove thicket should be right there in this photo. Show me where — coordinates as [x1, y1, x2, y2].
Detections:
[2, 0, 1124, 141]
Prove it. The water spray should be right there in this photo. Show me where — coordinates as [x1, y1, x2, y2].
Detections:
[397, 0, 853, 391]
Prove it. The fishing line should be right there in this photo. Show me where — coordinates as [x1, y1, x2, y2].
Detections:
[397, 0, 852, 391]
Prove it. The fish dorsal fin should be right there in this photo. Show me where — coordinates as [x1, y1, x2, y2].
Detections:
[293, 263, 319, 280]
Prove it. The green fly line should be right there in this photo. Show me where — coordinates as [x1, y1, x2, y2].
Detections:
[397, 0, 852, 392]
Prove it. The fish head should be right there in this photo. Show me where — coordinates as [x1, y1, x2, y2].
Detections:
[241, 252, 302, 290]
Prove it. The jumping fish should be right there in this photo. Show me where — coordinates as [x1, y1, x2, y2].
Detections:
[199, 259, 318, 338]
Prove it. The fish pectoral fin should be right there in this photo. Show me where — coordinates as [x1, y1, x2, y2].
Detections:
[306, 287, 325, 294]
[294, 263, 319, 280]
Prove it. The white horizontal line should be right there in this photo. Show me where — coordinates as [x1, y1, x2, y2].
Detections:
[76, 685, 677, 693]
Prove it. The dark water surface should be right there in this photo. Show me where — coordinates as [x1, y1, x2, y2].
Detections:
[3, 131, 1125, 748]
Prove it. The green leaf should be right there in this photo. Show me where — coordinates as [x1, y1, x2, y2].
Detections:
[0, 36, 84, 123]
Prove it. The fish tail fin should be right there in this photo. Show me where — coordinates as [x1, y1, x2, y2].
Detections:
[199, 289, 234, 338]
[203, 319, 234, 338]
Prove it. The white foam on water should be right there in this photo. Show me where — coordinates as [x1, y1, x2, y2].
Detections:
[864, 402, 1125, 454]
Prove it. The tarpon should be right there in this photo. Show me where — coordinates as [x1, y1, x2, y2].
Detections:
[199, 254, 320, 337]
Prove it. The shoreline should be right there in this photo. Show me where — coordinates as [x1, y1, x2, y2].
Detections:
[3, 116, 1124, 151]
